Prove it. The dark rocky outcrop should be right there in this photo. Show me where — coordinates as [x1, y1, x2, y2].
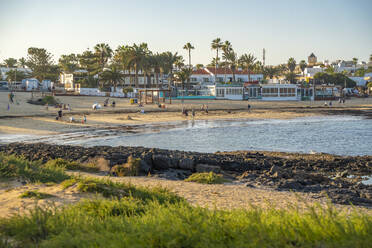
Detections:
[0, 143, 371, 206]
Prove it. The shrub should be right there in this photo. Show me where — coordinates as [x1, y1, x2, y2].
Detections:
[20, 190, 54, 199]
[44, 158, 99, 172]
[185, 172, 231, 184]
[0, 153, 69, 183]
[75, 177, 183, 204]
[111, 156, 141, 176]
[41, 96, 58, 105]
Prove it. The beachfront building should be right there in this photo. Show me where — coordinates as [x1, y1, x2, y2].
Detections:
[314, 85, 341, 100]
[213, 84, 244, 100]
[190, 67, 263, 85]
[244, 82, 261, 99]
[260, 84, 298, 101]
[21, 78, 40, 91]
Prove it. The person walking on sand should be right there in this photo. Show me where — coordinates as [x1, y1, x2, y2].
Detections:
[192, 109, 195, 120]
[248, 104, 251, 112]
[205, 104, 208, 114]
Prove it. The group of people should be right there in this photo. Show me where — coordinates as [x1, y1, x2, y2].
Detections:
[56, 108, 87, 124]
[103, 98, 116, 108]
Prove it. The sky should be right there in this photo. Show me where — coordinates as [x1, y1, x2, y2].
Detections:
[0, 0, 371, 66]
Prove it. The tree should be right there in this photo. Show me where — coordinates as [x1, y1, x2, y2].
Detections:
[239, 53, 256, 82]
[160, 51, 182, 89]
[100, 65, 124, 91]
[211, 38, 223, 83]
[183, 42, 195, 68]
[127, 43, 150, 88]
[6, 70, 29, 82]
[208, 57, 220, 67]
[369, 54, 372, 62]
[4, 58, 17, 68]
[285, 72, 296, 84]
[287, 57, 296, 73]
[263, 66, 278, 79]
[313, 72, 356, 88]
[18, 57, 27, 68]
[222, 41, 232, 82]
[195, 64, 204, 70]
[224, 50, 238, 82]
[175, 67, 192, 89]
[354, 68, 366, 77]
[352, 57, 358, 66]
[94, 43, 113, 88]
[59, 54, 79, 73]
[26, 47, 55, 82]
[299, 60, 307, 76]
[324, 66, 335, 74]
[78, 49, 99, 76]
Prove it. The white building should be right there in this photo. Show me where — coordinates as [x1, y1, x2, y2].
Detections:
[22, 78, 39, 91]
[0, 67, 32, 81]
[333, 60, 367, 74]
[190, 67, 263, 85]
[303, 66, 324, 77]
[260, 84, 298, 101]
[212, 84, 244, 100]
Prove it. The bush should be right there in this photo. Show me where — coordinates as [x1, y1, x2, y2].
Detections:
[41, 96, 58, 105]
[75, 177, 183, 204]
[44, 158, 99, 173]
[0, 153, 70, 183]
[111, 156, 141, 176]
[20, 190, 54, 199]
[185, 172, 231, 184]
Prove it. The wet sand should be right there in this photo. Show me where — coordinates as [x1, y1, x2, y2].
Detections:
[0, 91, 371, 135]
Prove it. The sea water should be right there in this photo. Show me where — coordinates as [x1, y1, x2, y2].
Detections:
[1, 115, 371, 156]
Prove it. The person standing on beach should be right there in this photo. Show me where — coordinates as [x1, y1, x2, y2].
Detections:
[192, 109, 195, 120]
[248, 104, 251, 112]
[205, 104, 208, 114]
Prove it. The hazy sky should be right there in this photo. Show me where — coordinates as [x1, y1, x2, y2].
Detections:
[1, 0, 371, 65]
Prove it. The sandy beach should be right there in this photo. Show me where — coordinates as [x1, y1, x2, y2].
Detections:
[1, 91, 372, 135]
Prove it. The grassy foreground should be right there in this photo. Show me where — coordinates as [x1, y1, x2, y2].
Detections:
[0, 154, 372, 247]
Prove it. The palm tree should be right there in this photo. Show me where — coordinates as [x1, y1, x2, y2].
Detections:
[239, 53, 256, 82]
[161, 52, 183, 90]
[18, 57, 27, 68]
[195, 64, 204, 70]
[211, 38, 223, 83]
[287, 57, 296, 73]
[369, 54, 372, 62]
[263, 66, 278, 79]
[4, 58, 17, 68]
[183, 43, 195, 68]
[100, 65, 124, 91]
[94, 43, 113, 88]
[222, 41, 232, 82]
[175, 68, 192, 89]
[299, 60, 307, 76]
[225, 50, 238, 82]
[127, 43, 150, 88]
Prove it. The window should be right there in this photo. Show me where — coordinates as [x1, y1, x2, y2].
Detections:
[191, 77, 197, 82]
[203, 78, 209, 82]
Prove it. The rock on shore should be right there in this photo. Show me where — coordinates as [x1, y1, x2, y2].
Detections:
[0, 143, 371, 206]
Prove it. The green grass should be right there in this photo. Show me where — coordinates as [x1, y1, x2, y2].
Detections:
[0, 198, 371, 248]
[185, 172, 231, 184]
[44, 158, 99, 173]
[1, 154, 371, 247]
[0, 153, 70, 183]
[20, 190, 54, 199]
[64, 177, 184, 204]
